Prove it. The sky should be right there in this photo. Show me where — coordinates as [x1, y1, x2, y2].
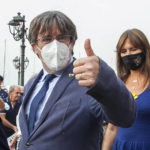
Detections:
[0, 0, 150, 87]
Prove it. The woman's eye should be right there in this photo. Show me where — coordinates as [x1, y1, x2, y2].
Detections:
[120, 49, 127, 53]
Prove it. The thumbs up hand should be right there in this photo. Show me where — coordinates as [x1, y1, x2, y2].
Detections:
[73, 39, 100, 87]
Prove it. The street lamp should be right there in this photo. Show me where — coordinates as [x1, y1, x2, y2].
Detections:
[12, 56, 29, 85]
[8, 12, 28, 86]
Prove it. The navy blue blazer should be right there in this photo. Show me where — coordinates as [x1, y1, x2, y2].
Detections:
[19, 59, 136, 150]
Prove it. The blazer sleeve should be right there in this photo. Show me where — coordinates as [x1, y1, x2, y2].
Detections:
[87, 58, 136, 127]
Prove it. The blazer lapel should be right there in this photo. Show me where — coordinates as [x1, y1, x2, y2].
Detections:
[20, 70, 43, 137]
[31, 61, 75, 136]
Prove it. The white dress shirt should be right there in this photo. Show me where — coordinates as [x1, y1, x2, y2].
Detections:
[25, 69, 61, 126]
[26, 57, 73, 127]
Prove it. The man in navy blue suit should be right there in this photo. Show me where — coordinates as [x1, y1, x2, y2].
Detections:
[18, 11, 136, 150]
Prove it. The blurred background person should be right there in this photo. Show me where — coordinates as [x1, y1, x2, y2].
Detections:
[102, 28, 150, 150]
[0, 85, 21, 139]
[3, 87, 9, 93]
[9, 107, 22, 150]
[0, 75, 8, 102]
[18, 86, 24, 103]
[0, 98, 9, 150]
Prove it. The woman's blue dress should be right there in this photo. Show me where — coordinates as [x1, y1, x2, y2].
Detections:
[113, 88, 150, 150]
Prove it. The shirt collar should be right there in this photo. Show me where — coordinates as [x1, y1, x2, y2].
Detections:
[41, 56, 74, 81]
[41, 69, 59, 82]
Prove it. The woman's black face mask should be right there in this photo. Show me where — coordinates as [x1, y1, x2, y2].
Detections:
[121, 52, 145, 70]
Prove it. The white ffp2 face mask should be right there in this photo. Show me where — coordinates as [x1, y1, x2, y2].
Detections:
[37, 40, 71, 71]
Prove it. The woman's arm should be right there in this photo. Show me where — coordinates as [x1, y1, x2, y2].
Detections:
[102, 123, 118, 150]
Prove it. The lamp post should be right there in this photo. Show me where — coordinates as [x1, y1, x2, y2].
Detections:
[8, 12, 28, 86]
[12, 56, 29, 85]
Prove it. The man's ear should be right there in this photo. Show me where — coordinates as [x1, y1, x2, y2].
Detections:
[70, 40, 75, 50]
[70, 41, 75, 55]
[31, 42, 41, 58]
[31, 42, 38, 54]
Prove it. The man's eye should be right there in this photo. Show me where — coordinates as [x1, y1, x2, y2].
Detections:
[57, 36, 65, 41]
[42, 37, 52, 42]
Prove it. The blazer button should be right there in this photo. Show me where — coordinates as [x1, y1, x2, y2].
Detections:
[26, 142, 31, 147]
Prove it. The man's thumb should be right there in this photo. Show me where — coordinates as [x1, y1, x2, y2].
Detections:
[84, 39, 95, 56]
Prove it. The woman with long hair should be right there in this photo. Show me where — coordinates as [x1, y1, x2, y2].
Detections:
[102, 28, 150, 150]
